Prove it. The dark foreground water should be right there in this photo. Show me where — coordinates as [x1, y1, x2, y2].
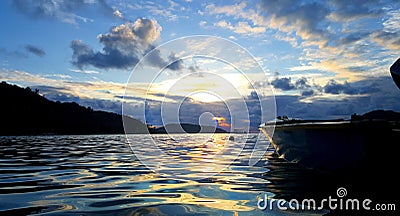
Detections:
[0, 134, 397, 215]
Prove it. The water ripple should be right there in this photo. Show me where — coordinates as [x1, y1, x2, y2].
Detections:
[0, 134, 323, 215]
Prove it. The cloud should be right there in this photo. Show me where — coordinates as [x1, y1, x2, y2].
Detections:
[328, 0, 384, 21]
[260, 0, 330, 42]
[383, 9, 400, 33]
[295, 77, 311, 89]
[271, 77, 295, 91]
[145, 49, 184, 71]
[268, 75, 384, 97]
[166, 53, 184, 70]
[141, 0, 187, 22]
[271, 77, 314, 91]
[205, 2, 267, 35]
[323, 79, 380, 95]
[12, 0, 123, 25]
[205, 2, 266, 26]
[271, 77, 400, 119]
[43, 74, 72, 79]
[25, 45, 45, 57]
[371, 31, 400, 50]
[301, 89, 315, 97]
[323, 80, 351, 94]
[257, 1, 398, 82]
[1, 45, 45, 59]
[69, 68, 100, 74]
[214, 20, 266, 35]
[0, 48, 28, 59]
[199, 21, 207, 27]
[71, 18, 183, 70]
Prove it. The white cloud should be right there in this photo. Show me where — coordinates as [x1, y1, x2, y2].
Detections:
[214, 20, 265, 35]
[43, 74, 72, 79]
[69, 69, 100, 74]
[113, 10, 123, 19]
[205, 2, 266, 26]
[199, 20, 207, 27]
[205, 2, 267, 35]
[383, 9, 400, 33]
[228, 35, 237, 40]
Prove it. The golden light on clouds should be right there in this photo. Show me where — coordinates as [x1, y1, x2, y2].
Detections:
[212, 116, 230, 128]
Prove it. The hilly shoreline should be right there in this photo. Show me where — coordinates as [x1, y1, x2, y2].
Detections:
[0, 82, 227, 135]
[0, 82, 148, 135]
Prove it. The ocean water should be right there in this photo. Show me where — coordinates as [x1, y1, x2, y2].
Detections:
[0, 134, 368, 215]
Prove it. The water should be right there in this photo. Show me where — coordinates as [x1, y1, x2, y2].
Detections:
[0, 134, 394, 215]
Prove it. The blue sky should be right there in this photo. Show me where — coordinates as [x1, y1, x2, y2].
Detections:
[1, 0, 400, 130]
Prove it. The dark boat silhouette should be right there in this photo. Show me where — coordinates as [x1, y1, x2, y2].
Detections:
[390, 58, 400, 89]
[259, 58, 400, 171]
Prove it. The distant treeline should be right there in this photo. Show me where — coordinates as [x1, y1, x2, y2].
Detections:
[0, 81, 147, 135]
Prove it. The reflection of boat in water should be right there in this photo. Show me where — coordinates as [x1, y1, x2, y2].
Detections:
[259, 113, 400, 170]
[260, 58, 400, 171]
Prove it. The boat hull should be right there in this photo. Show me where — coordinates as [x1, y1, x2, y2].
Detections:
[259, 121, 398, 171]
[390, 58, 400, 89]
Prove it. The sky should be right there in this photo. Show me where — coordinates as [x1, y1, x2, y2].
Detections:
[1, 0, 400, 131]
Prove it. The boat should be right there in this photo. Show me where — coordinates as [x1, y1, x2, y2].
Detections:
[259, 114, 400, 171]
[259, 58, 400, 171]
[390, 58, 400, 89]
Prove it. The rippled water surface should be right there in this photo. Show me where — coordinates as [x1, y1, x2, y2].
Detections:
[0, 134, 329, 215]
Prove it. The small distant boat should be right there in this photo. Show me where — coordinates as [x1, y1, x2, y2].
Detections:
[259, 114, 400, 171]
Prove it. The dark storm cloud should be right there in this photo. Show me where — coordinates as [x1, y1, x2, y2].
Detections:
[255, 77, 314, 94]
[294, 77, 311, 89]
[166, 53, 184, 71]
[12, 0, 122, 24]
[323, 80, 348, 94]
[270, 77, 295, 91]
[323, 79, 379, 95]
[71, 18, 182, 70]
[301, 89, 314, 97]
[71, 39, 140, 69]
[25, 45, 45, 57]
[145, 50, 183, 71]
